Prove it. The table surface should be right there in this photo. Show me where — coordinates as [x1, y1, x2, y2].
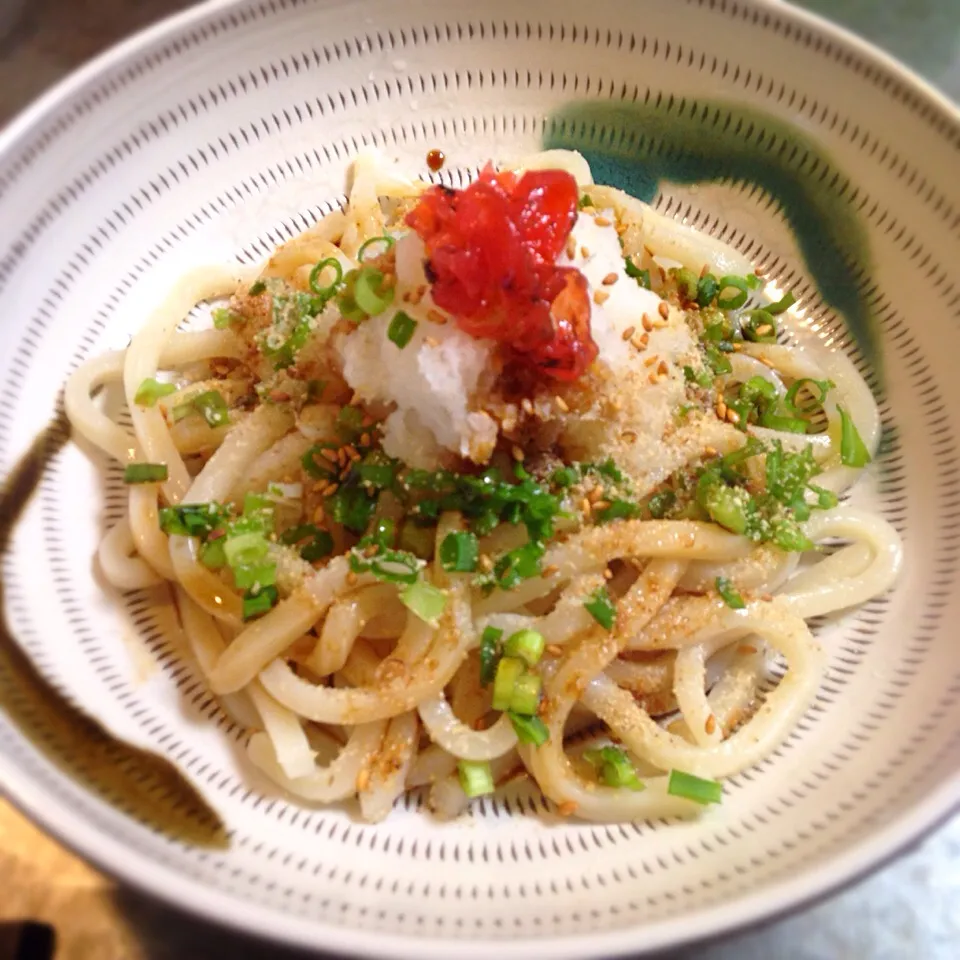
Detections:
[1, 2, 959, 959]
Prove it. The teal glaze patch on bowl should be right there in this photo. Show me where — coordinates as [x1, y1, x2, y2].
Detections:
[543, 100, 882, 381]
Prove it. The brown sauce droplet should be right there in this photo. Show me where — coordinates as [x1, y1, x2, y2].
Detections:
[426, 148, 446, 172]
[0, 411, 226, 847]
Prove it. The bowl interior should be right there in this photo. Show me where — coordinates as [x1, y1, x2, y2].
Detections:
[1, 1, 959, 957]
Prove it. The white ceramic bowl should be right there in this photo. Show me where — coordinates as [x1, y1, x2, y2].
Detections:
[0, 1, 958, 957]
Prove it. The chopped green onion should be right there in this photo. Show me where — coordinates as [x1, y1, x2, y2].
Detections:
[479, 626, 503, 686]
[624, 257, 650, 288]
[326, 485, 377, 534]
[177, 390, 230, 428]
[224, 531, 269, 568]
[356, 450, 398, 489]
[784, 378, 833, 415]
[387, 310, 418, 348]
[715, 576, 745, 609]
[242, 585, 278, 621]
[740, 376, 778, 406]
[837, 405, 872, 467]
[503, 629, 545, 667]
[584, 586, 616, 631]
[647, 490, 677, 519]
[399, 580, 447, 624]
[670, 266, 699, 302]
[357, 234, 396, 263]
[594, 498, 641, 525]
[667, 769, 723, 805]
[439, 531, 479, 573]
[350, 543, 422, 584]
[308, 257, 343, 297]
[354, 267, 395, 317]
[232, 561, 277, 590]
[698, 478, 752, 535]
[212, 307, 235, 329]
[458, 759, 494, 798]
[550, 466, 579, 488]
[492, 656, 525, 712]
[509, 712, 549, 746]
[759, 410, 808, 434]
[280, 524, 334, 563]
[764, 290, 797, 315]
[199, 537, 226, 569]
[810, 484, 839, 510]
[578, 194, 594, 210]
[741, 309, 778, 343]
[745, 273, 761, 289]
[493, 541, 544, 590]
[158, 503, 230, 538]
[583, 746, 645, 790]
[509, 671, 542, 716]
[684, 365, 713, 388]
[696, 274, 719, 308]
[123, 462, 168, 484]
[248, 280, 267, 296]
[716, 275, 750, 311]
[704, 344, 733, 375]
[134, 378, 176, 407]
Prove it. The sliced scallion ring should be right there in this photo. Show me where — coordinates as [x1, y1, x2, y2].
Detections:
[308, 257, 343, 297]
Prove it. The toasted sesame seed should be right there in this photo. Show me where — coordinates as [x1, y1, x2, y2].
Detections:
[726, 408, 741, 424]
[733, 342, 744, 352]
[325, 483, 339, 496]
[479, 554, 494, 573]
[639, 332, 650, 347]
[602, 272, 619, 286]
[521, 398, 534, 415]
[580, 246, 591, 258]
[344, 444, 360, 460]
[427, 308, 447, 325]
[546, 644, 564, 657]
[705, 714, 717, 735]
[356, 767, 370, 792]
[512, 445, 525, 461]
[594, 216, 612, 227]
[704, 446, 718, 457]
[603, 568, 614, 580]
[424, 336, 440, 348]
[648, 372, 659, 385]
[557, 801, 578, 817]
[738, 644, 758, 655]
[657, 360, 669, 376]
[642, 314, 654, 332]
[621, 325, 635, 341]
[313, 506, 325, 523]
[565, 234, 577, 259]
[716, 400, 728, 419]
[360, 432, 371, 447]
[593, 500, 611, 512]
[346, 571, 358, 586]
[269, 389, 291, 402]
[658, 301, 670, 320]
[542, 564, 559, 577]
[580, 497, 592, 515]
[593, 289, 610, 306]
[555, 394, 570, 412]
[760, 592, 774, 602]
[644, 354, 660, 368]
[588, 486, 604, 503]
[753, 265, 766, 277]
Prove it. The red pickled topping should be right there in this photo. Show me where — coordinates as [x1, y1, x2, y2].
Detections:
[405, 165, 597, 381]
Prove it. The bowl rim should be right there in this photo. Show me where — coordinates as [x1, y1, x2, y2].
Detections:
[0, 0, 958, 956]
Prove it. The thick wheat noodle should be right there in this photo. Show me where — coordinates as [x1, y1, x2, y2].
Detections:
[97, 518, 164, 590]
[584, 602, 823, 779]
[359, 711, 419, 822]
[258, 581, 474, 724]
[176, 586, 318, 780]
[521, 560, 697, 822]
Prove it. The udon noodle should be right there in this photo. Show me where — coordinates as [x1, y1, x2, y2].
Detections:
[65, 150, 902, 822]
